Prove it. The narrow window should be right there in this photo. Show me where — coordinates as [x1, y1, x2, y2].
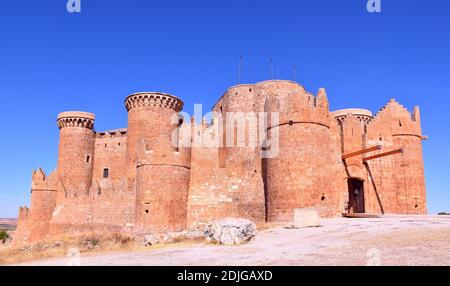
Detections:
[86, 155, 90, 163]
[103, 168, 109, 179]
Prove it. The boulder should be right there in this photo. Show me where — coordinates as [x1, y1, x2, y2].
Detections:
[293, 208, 321, 228]
[205, 218, 257, 245]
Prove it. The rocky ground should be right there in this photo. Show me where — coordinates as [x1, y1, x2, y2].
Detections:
[13, 215, 450, 266]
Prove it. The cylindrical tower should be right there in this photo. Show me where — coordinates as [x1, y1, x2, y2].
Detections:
[390, 104, 427, 214]
[125, 92, 190, 232]
[260, 80, 333, 222]
[125, 92, 184, 183]
[56, 111, 95, 199]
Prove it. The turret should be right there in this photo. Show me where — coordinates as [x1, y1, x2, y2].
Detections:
[56, 111, 95, 199]
[260, 80, 334, 221]
[125, 92, 183, 182]
[366, 99, 426, 214]
[12, 206, 30, 246]
[125, 92, 190, 232]
[28, 169, 58, 242]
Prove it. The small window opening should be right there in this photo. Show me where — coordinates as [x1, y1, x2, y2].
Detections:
[321, 194, 326, 201]
[104, 144, 107, 148]
[145, 210, 149, 214]
[118, 142, 121, 146]
[399, 120, 403, 127]
[103, 168, 109, 179]
[415, 204, 418, 208]
[86, 155, 90, 163]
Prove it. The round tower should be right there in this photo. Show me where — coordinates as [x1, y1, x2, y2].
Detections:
[125, 92, 190, 232]
[389, 103, 426, 214]
[125, 92, 184, 181]
[57, 111, 95, 199]
[259, 80, 334, 222]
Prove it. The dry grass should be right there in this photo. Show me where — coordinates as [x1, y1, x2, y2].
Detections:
[0, 231, 207, 265]
[0, 232, 176, 265]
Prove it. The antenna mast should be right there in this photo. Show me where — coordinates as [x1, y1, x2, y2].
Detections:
[238, 56, 243, 84]
[293, 65, 296, 81]
[270, 58, 274, 79]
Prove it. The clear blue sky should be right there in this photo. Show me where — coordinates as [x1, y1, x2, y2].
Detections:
[0, 0, 449, 217]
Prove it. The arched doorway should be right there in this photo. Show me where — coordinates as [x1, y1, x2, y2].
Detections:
[347, 178, 365, 213]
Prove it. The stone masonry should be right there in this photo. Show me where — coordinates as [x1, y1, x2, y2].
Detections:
[13, 80, 427, 244]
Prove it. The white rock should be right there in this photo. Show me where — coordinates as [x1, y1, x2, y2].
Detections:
[205, 218, 257, 245]
[294, 208, 321, 228]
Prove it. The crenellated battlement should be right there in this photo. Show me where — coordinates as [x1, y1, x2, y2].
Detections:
[262, 82, 331, 129]
[368, 99, 422, 138]
[332, 108, 373, 126]
[31, 169, 58, 191]
[57, 111, 95, 130]
[18, 206, 29, 222]
[96, 128, 128, 139]
[125, 92, 184, 112]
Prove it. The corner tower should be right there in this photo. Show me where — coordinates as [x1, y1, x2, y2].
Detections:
[125, 92, 191, 232]
[366, 99, 427, 214]
[28, 169, 58, 242]
[57, 111, 95, 199]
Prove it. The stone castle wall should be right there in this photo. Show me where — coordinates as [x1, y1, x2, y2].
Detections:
[13, 80, 427, 244]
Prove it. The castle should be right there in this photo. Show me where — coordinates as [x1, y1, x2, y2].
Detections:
[13, 80, 427, 244]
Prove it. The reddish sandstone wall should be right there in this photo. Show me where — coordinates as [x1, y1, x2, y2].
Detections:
[187, 123, 233, 229]
[125, 92, 192, 233]
[261, 81, 334, 221]
[365, 100, 426, 214]
[12, 207, 30, 246]
[125, 93, 183, 184]
[49, 187, 135, 236]
[93, 130, 127, 183]
[214, 85, 265, 223]
[57, 112, 96, 199]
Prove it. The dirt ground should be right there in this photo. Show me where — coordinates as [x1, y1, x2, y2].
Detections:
[13, 215, 450, 266]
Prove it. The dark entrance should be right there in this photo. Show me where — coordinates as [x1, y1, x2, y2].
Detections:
[347, 178, 365, 213]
